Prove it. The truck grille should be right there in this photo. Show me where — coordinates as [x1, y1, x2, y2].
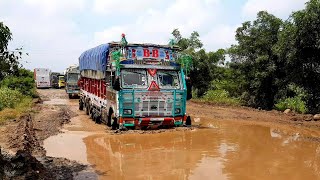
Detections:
[120, 91, 184, 117]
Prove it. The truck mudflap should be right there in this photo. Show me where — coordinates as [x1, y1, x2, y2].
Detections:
[119, 116, 186, 128]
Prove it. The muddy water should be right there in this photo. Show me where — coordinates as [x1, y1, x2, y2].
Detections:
[44, 115, 320, 180]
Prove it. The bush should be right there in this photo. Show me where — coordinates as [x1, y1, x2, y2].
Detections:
[275, 97, 307, 114]
[0, 68, 36, 97]
[202, 89, 241, 106]
[0, 96, 32, 123]
[0, 87, 24, 111]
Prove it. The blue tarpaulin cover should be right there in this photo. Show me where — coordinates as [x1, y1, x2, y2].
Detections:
[79, 44, 109, 72]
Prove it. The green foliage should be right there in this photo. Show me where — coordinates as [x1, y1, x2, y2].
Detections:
[0, 87, 24, 111]
[0, 68, 36, 97]
[275, 97, 307, 114]
[171, 1, 320, 114]
[228, 11, 283, 109]
[275, 84, 308, 113]
[0, 22, 23, 81]
[0, 96, 32, 123]
[274, 0, 320, 113]
[202, 90, 241, 106]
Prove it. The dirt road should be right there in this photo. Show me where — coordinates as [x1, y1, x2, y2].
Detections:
[1, 89, 320, 179]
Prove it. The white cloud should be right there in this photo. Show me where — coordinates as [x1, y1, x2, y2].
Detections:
[242, 0, 308, 19]
[1, 0, 88, 72]
[93, 0, 164, 15]
[24, 0, 86, 16]
[2, 0, 308, 72]
[202, 24, 238, 51]
[93, 0, 221, 48]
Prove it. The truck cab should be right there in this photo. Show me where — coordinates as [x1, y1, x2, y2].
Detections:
[58, 75, 65, 88]
[65, 65, 80, 98]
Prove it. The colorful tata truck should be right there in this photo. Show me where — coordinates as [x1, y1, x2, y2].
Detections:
[65, 65, 80, 98]
[78, 38, 192, 130]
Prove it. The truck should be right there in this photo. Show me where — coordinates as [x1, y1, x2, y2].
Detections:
[34, 68, 51, 88]
[50, 72, 60, 88]
[78, 39, 192, 130]
[65, 65, 80, 98]
[57, 75, 65, 88]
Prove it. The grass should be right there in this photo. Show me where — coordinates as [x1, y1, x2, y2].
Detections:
[0, 97, 33, 124]
[194, 89, 241, 106]
[275, 97, 307, 114]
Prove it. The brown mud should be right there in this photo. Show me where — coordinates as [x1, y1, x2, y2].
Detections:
[44, 90, 320, 179]
[1, 89, 320, 179]
[0, 89, 86, 180]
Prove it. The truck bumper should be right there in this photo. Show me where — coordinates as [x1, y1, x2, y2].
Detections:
[119, 116, 185, 128]
[67, 90, 80, 96]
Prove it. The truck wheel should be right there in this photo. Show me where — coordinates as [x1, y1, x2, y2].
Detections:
[68, 94, 72, 99]
[186, 116, 192, 126]
[112, 117, 118, 130]
[89, 108, 94, 119]
[95, 116, 102, 124]
[85, 103, 90, 115]
[79, 99, 84, 110]
[107, 109, 113, 127]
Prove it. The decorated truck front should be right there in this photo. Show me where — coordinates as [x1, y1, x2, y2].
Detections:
[65, 65, 80, 98]
[78, 40, 191, 130]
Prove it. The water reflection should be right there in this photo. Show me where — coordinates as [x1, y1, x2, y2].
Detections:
[43, 119, 320, 180]
[83, 124, 320, 180]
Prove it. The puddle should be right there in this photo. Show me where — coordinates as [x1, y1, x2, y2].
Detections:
[43, 130, 92, 164]
[44, 116, 320, 180]
[43, 98, 69, 105]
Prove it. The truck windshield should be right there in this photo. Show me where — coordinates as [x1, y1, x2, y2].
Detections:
[157, 70, 180, 89]
[121, 69, 147, 89]
[67, 73, 79, 82]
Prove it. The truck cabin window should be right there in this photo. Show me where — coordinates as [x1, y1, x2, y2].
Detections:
[157, 70, 180, 89]
[67, 73, 79, 82]
[121, 69, 147, 89]
[59, 76, 65, 81]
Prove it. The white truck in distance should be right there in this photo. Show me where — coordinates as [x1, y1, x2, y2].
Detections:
[34, 68, 51, 88]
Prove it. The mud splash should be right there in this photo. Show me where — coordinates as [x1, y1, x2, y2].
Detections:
[44, 119, 320, 180]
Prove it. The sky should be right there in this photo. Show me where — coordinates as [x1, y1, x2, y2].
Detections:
[0, 0, 309, 73]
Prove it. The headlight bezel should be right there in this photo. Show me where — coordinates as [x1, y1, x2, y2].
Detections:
[123, 109, 132, 115]
[175, 108, 181, 114]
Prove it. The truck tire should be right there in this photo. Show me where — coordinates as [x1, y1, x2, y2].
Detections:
[89, 107, 94, 119]
[107, 109, 113, 127]
[95, 115, 101, 124]
[79, 99, 84, 110]
[85, 103, 90, 115]
[112, 117, 118, 130]
[68, 94, 72, 99]
[186, 116, 192, 126]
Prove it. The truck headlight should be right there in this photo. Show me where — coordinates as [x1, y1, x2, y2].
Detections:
[123, 109, 132, 115]
[175, 108, 181, 114]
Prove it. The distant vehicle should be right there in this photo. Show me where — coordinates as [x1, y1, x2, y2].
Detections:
[50, 72, 60, 88]
[65, 65, 80, 98]
[58, 75, 65, 88]
[34, 68, 51, 88]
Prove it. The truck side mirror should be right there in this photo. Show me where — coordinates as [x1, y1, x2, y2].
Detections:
[186, 78, 192, 100]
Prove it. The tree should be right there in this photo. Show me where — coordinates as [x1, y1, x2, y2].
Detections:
[275, 0, 320, 113]
[0, 22, 22, 81]
[171, 29, 226, 97]
[229, 11, 283, 109]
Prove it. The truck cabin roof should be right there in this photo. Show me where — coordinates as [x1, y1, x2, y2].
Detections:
[108, 42, 181, 51]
